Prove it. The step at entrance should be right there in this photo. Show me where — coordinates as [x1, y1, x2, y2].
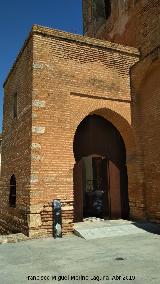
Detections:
[74, 219, 149, 240]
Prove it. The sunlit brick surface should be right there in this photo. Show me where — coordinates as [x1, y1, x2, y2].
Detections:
[0, 20, 159, 236]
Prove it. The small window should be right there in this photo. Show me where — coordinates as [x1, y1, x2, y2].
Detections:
[9, 175, 16, 207]
[93, 0, 111, 22]
[104, 0, 111, 19]
[13, 92, 17, 119]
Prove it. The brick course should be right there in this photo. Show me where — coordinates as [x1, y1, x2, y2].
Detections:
[0, 7, 160, 236]
[0, 25, 145, 236]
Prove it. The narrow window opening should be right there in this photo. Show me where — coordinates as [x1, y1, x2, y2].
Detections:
[104, 0, 111, 19]
[9, 175, 16, 207]
[13, 92, 17, 119]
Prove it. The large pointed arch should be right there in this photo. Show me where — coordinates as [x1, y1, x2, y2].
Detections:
[72, 107, 144, 222]
[73, 113, 129, 221]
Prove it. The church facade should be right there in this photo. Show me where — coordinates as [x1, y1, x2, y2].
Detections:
[0, 0, 160, 237]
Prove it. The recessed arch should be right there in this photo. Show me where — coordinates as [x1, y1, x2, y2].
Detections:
[73, 114, 126, 167]
[72, 107, 137, 163]
[73, 112, 130, 222]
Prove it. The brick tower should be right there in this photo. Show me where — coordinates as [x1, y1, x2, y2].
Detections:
[0, 0, 160, 237]
[83, 0, 160, 57]
[83, 1, 160, 226]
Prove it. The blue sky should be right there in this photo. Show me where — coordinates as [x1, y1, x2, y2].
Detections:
[0, 0, 83, 132]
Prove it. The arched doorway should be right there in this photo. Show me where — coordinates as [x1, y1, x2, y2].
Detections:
[73, 114, 129, 222]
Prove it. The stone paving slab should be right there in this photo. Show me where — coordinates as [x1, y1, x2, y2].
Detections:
[74, 220, 160, 240]
[74, 224, 146, 240]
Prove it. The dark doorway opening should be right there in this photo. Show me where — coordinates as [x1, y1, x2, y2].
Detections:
[73, 114, 129, 222]
[83, 155, 109, 219]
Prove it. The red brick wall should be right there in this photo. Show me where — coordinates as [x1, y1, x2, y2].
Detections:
[28, 26, 144, 235]
[83, 0, 160, 57]
[0, 37, 33, 235]
[131, 51, 160, 223]
[83, 0, 160, 223]
[0, 25, 148, 237]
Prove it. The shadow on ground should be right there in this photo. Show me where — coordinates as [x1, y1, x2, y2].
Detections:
[132, 221, 160, 235]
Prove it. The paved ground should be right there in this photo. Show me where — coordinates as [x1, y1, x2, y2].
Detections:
[0, 222, 160, 284]
[74, 219, 160, 239]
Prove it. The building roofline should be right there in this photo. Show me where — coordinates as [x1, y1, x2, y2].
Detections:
[3, 30, 33, 87]
[32, 25, 140, 55]
[3, 24, 140, 87]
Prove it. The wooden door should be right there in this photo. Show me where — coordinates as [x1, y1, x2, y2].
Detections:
[120, 165, 129, 219]
[73, 160, 84, 222]
[108, 160, 121, 219]
[102, 158, 110, 218]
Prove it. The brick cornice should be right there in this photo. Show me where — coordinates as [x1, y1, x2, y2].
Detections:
[3, 24, 140, 88]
